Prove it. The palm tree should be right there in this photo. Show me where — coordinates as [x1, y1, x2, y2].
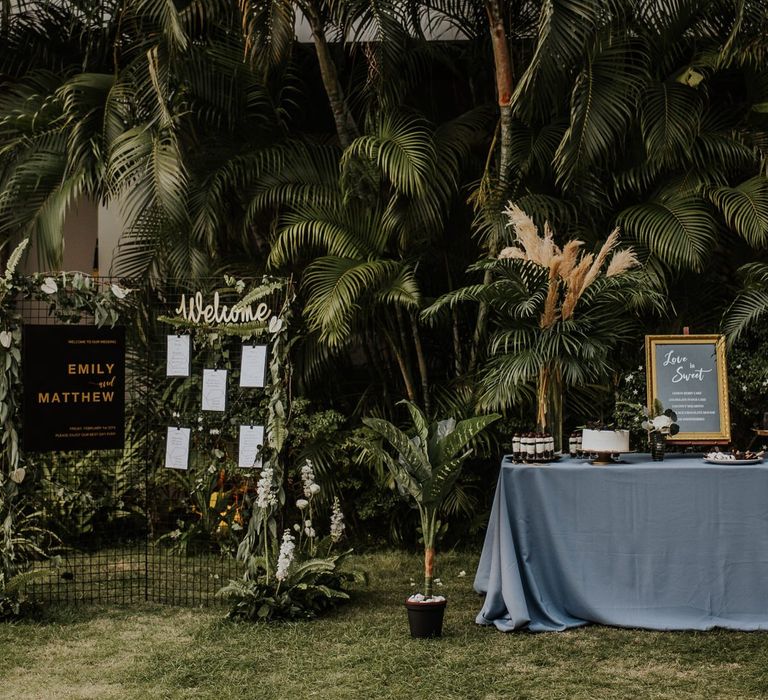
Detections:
[1, 0, 766, 411]
[264, 110, 489, 413]
[361, 400, 499, 596]
[425, 206, 665, 447]
[417, 0, 768, 379]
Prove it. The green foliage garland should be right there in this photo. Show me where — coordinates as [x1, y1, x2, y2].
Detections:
[0, 241, 130, 616]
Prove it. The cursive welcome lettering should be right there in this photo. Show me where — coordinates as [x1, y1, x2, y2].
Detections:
[174, 292, 270, 325]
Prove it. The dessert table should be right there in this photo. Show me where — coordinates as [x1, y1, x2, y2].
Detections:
[474, 453, 768, 632]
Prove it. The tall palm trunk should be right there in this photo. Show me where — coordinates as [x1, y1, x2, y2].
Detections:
[537, 364, 564, 452]
[469, 1, 515, 372]
[305, 0, 358, 148]
[383, 325, 417, 402]
[409, 312, 430, 416]
[485, 0, 514, 192]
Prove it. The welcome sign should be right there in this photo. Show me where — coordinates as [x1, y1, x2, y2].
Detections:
[645, 334, 731, 442]
[23, 325, 125, 451]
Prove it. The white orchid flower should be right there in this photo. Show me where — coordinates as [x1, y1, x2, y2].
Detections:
[110, 283, 131, 299]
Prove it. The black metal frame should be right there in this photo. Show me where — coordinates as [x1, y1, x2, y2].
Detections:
[22, 278, 279, 606]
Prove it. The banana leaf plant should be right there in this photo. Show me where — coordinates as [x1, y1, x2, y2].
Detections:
[362, 401, 500, 598]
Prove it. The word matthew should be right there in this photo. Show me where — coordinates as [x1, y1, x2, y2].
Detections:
[37, 362, 117, 404]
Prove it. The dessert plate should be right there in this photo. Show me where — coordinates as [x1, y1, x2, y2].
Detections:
[703, 457, 763, 465]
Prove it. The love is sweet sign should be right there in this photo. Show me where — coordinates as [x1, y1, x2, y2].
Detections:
[645, 334, 730, 442]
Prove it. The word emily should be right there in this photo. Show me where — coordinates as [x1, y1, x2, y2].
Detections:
[175, 292, 271, 325]
[662, 350, 713, 383]
[38, 362, 117, 404]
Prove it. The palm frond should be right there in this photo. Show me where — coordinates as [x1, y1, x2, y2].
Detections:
[303, 257, 410, 345]
[341, 113, 435, 197]
[554, 35, 648, 193]
[617, 194, 717, 272]
[723, 263, 768, 342]
[708, 175, 768, 248]
[639, 81, 703, 165]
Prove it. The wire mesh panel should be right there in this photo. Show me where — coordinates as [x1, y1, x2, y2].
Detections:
[143, 280, 273, 605]
[20, 286, 148, 604]
[22, 278, 279, 606]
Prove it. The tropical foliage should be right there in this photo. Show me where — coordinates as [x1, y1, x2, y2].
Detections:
[0, 0, 767, 565]
[361, 401, 499, 597]
[220, 459, 363, 621]
[425, 205, 664, 449]
[2, 1, 766, 399]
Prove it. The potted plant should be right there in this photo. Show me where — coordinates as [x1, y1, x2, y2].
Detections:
[362, 401, 500, 638]
[642, 399, 679, 461]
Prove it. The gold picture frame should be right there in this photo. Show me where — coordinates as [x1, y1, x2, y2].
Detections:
[645, 334, 730, 442]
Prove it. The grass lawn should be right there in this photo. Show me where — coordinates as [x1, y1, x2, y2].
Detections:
[0, 551, 767, 699]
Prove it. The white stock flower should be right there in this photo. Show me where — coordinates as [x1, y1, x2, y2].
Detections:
[330, 497, 345, 543]
[255, 467, 277, 509]
[275, 530, 295, 582]
[300, 460, 316, 498]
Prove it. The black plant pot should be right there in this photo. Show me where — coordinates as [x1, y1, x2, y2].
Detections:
[405, 598, 447, 638]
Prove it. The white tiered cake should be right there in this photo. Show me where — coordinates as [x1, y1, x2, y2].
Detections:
[582, 429, 629, 455]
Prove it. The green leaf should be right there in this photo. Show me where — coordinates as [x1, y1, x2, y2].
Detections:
[617, 195, 717, 272]
[342, 113, 435, 197]
[708, 176, 768, 248]
[554, 35, 648, 190]
[640, 82, 702, 164]
[435, 414, 501, 464]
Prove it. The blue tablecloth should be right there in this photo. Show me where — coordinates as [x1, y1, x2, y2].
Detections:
[474, 454, 768, 632]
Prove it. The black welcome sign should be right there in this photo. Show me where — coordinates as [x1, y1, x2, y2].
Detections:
[645, 334, 731, 442]
[23, 325, 125, 451]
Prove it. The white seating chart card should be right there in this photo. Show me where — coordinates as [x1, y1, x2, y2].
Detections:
[166, 334, 191, 377]
[240, 344, 268, 388]
[165, 427, 190, 470]
[238, 425, 265, 468]
[202, 368, 227, 411]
